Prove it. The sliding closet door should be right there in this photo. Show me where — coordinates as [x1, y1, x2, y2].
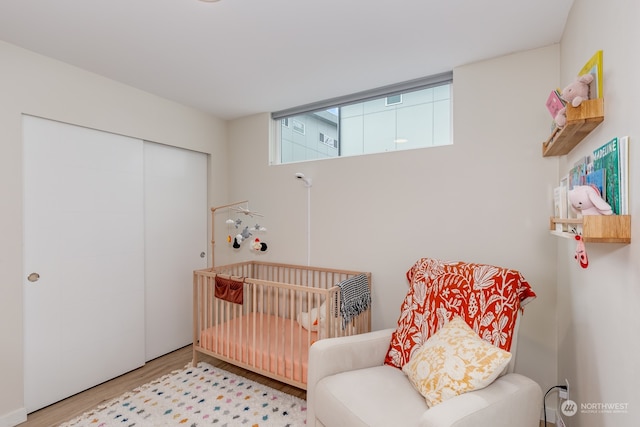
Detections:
[144, 142, 207, 361]
[23, 116, 146, 412]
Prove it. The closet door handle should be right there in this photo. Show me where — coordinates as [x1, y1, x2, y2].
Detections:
[27, 272, 40, 282]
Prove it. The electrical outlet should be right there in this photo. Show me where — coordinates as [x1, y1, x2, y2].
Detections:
[559, 378, 570, 400]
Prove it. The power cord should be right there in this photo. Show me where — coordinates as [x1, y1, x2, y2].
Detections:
[543, 385, 568, 426]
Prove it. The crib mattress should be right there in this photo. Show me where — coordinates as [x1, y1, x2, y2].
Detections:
[199, 313, 318, 384]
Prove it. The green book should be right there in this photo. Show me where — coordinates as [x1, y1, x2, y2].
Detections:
[592, 137, 620, 214]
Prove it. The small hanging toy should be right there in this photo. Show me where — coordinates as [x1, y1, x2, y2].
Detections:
[225, 218, 235, 245]
[232, 226, 253, 249]
[574, 235, 588, 269]
[252, 237, 268, 252]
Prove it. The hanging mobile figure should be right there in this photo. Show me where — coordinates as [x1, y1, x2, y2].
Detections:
[574, 235, 588, 269]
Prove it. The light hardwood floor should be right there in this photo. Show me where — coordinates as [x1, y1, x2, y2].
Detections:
[20, 345, 306, 427]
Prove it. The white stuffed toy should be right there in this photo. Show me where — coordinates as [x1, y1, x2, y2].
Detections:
[297, 301, 327, 338]
[568, 185, 613, 215]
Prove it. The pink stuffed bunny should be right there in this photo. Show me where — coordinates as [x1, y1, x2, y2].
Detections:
[568, 185, 612, 215]
[554, 74, 595, 127]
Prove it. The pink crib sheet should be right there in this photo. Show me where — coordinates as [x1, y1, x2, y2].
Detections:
[200, 312, 318, 384]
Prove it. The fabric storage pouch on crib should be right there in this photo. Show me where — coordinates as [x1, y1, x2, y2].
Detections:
[214, 276, 244, 304]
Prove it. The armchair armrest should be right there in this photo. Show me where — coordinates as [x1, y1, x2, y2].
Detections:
[307, 328, 394, 425]
[308, 328, 394, 379]
[418, 373, 543, 427]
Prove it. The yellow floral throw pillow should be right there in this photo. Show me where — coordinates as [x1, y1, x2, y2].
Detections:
[402, 316, 512, 407]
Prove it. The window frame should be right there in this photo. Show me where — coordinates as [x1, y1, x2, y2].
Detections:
[271, 72, 453, 164]
[385, 94, 403, 106]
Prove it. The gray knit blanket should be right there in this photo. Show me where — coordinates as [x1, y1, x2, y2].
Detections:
[336, 273, 371, 329]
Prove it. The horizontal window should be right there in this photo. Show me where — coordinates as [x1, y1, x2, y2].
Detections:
[271, 72, 452, 164]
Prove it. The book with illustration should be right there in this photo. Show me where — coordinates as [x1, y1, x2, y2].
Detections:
[553, 186, 569, 231]
[592, 137, 620, 214]
[569, 156, 589, 189]
[545, 89, 565, 119]
[585, 168, 606, 201]
[618, 136, 629, 215]
[579, 50, 603, 100]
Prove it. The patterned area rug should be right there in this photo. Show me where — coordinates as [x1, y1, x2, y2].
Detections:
[60, 362, 307, 426]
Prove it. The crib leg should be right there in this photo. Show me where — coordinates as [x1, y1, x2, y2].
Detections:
[192, 348, 199, 368]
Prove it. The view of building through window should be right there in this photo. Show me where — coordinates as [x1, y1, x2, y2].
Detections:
[274, 82, 452, 164]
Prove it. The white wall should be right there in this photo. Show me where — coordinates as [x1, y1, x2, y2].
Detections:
[225, 46, 561, 405]
[0, 40, 226, 425]
[557, 0, 640, 426]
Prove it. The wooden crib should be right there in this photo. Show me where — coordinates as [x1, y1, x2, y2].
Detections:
[192, 261, 371, 390]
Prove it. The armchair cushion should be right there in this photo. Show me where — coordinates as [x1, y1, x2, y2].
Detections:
[402, 316, 512, 407]
[385, 258, 536, 368]
[315, 364, 429, 427]
[313, 368, 542, 427]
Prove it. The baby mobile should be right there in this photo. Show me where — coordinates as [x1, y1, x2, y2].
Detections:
[210, 201, 269, 267]
[223, 201, 268, 250]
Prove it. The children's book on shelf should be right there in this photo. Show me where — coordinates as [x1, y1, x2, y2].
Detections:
[586, 168, 606, 201]
[545, 89, 565, 119]
[618, 136, 629, 215]
[569, 156, 589, 189]
[560, 175, 569, 188]
[592, 137, 621, 214]
[579, 50, 603, 100]
[553, 186, 569, 231]
[560, 174, 580, 228]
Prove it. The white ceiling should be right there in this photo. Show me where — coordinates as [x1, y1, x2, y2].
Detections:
[0, 0, 573, 120]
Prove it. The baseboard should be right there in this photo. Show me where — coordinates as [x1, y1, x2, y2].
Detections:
[0, 407, 27, 427]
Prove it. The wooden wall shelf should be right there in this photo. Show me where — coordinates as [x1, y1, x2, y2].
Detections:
[542, 98, 604, 157]
[549, 215, 631, 243]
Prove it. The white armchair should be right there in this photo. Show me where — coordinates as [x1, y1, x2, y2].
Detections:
[306, 258, 543, 427]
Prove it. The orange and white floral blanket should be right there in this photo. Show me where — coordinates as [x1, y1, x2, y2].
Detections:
[385, 258, 536, 369]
